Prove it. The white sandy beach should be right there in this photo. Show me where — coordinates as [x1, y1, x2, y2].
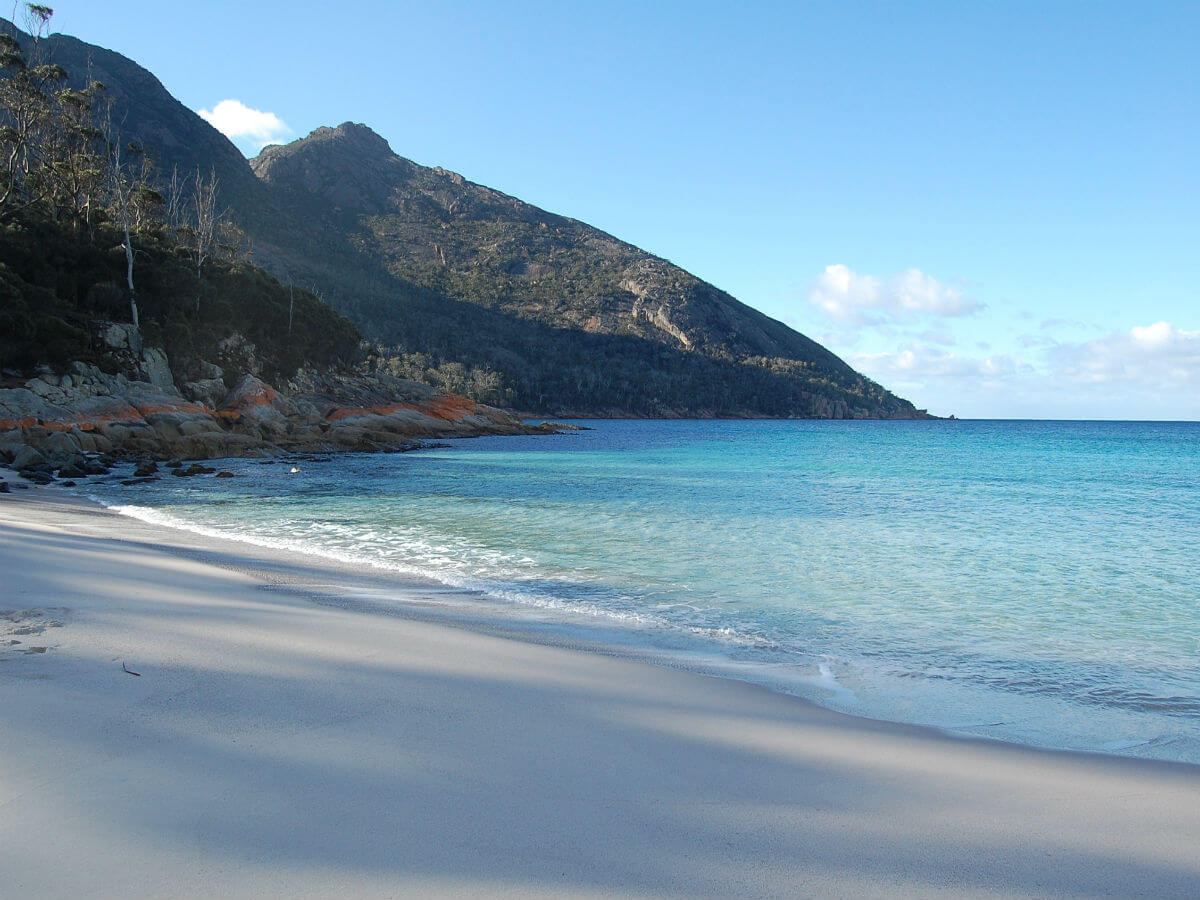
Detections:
[2, 483, 1199, 899]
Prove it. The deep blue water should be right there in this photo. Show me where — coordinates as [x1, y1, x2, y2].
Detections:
[93, 420, 1200, 762]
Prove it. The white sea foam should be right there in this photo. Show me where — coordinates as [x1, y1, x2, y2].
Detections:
[102, 499, 781, 654]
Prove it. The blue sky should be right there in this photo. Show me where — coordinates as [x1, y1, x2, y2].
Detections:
[37, 1, 1200, 418]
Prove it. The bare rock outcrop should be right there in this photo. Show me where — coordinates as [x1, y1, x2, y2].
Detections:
[0, 352, 541, 476]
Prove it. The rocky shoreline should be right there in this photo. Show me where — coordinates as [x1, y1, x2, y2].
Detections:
[0, 325, 552, 488]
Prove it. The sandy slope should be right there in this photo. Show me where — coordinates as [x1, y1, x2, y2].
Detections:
[1, 485, 1198, 899]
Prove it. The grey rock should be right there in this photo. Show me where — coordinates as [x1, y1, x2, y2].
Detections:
[25, 377, 64, 403]
[101, 322, 139, 351]
[140, 347, 175, 391]
[39, 431, 82, 463]
[198, 360, 224, 380]
[182, 378, 227, 407]
[11, 446, 46, 471]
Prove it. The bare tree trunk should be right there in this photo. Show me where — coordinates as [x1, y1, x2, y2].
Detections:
[193, 166, 218, 313]
[108, 133, 139, 331]
[123, 215, 138, 328]
[164, 164, 184, 231]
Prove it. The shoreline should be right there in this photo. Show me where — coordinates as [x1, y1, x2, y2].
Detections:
[78, 447, 1199, 769]
[3, 483, 1200, 897]
[94, 491, 1197, 769]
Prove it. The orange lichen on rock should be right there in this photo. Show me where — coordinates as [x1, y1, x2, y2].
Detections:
[214, 379, 282, 419]
[2, 405, 180, 434]
[419, 393, 478, 421]
[325, 393, 478, 424]
[0, 416, 40, 431]
[132, 400, 208, 417]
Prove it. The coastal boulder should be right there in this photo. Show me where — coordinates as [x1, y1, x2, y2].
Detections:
[182, 378, 228, 407]
[11, 445, 46, 471]
[39, 430, 84, 464]
[139, 347, 175, 392]
[218, 375, 292, 439]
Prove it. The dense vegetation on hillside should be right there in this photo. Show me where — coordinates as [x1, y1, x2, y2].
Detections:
[0, 214, 360, 382]
[250, 125, 924, 418]
[0, 12, 360, 384]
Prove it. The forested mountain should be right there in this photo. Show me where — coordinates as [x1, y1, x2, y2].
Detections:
[16, 20, 931, 419]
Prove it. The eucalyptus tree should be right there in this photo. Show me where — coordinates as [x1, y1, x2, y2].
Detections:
[0, 29, 66, 219]
[188, 165, 217, 312]
[106, 136, 142, 329]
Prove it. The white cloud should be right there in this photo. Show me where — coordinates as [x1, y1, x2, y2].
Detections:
[809, 264, 980, 325]
[851, 322, 1200, 419]
[851, 344, 1026, 385]
[1049, 321, 1200, 389]
[198, 99, 290, 151]
[1039, 316, 1095, 332]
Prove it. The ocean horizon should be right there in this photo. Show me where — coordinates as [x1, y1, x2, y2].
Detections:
[91, 419, 1200, 765]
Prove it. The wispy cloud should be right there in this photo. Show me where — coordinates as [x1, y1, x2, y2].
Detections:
[1039, 316, 1094, 331]
[809, 264, 981, 326]
[851, 344, 1027, 385]
[198, 99, 291, 152]
[847, 321, 1200, 418]
[1018, 332, 1056, 349]
[1049, 321, 1200, 389]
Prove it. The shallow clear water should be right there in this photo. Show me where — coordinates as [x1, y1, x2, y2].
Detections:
[91, 420, 1200, 763]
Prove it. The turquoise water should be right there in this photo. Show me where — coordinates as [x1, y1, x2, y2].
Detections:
[93, 420, 1200, 763]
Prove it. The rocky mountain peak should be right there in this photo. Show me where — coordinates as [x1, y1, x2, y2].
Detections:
[252, 122, 395, 176]
[250, 122, 408, 214]
[328, 121, 395, 155]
